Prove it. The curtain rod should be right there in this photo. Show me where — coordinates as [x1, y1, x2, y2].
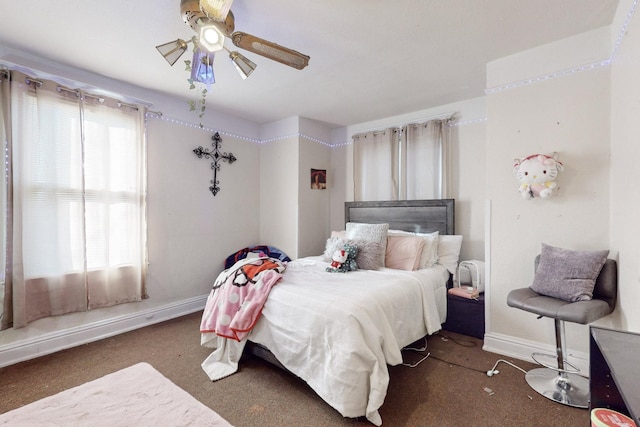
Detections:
[57, 85, 101, 102]
[55, 84, 138, 110]
[352, 112, 456, 139]
[25, 77, 43, 88]
[1, 63, 152, 109]
[21, 76, 139, 111]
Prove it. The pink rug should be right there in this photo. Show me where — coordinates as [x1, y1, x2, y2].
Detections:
[0, 362, 233, 426]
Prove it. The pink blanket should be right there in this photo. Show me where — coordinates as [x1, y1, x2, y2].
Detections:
[200, 257, 285, 341]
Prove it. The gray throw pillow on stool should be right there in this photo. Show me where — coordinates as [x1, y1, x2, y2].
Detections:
[530, 243, 609, 302]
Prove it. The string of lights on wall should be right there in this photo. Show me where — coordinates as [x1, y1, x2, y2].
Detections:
[146, 112, 336, 146]
[486, 0, 637, 95]
[484, 59, 611, 95]
[612, 0, 638, 58]
[145, 112, 486, 147]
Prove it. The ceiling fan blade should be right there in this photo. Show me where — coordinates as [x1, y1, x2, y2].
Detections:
[231, 32, 310, 70]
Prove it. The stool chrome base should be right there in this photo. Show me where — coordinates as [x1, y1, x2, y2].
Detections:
[525, 367, 590, 408]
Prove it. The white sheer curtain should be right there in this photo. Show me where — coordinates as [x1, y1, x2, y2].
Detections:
[353, 118, 450, 201]
[402, 119, 449, 199]
[4, 71, 147, 328]
[0, 71, 9, 328]
[353, 128, 399, 201]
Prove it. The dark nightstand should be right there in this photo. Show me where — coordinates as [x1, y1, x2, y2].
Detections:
[442, 292, 485, 339]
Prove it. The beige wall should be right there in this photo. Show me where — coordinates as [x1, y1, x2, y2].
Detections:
[259, 135, 300, 259]
[448, 115, 487, 261]
[485, 61, 611, 357]
[298, 139, 331, 258]
[329, 143, 348, 232]
[258, 116, 334, 259]
[146, 119, 261, 301]
[610, 0, 640, 333]
[483, 2, 640, 369]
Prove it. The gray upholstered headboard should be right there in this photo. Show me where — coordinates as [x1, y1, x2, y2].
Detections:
[344, 199, 455, 235]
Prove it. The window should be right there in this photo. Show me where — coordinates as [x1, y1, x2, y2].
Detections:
[1, 71, 147, 329]
[352, 118, 450, 201]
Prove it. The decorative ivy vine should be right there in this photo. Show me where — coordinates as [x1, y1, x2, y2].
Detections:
[183, 37, 208, 128]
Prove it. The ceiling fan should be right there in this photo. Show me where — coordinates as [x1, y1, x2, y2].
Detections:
[157, 0, 310, 82]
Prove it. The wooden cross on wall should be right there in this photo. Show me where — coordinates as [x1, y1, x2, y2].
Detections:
[193, 132, 237, 196]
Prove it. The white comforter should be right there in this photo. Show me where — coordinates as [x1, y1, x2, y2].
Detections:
[201, 256, 449, 426]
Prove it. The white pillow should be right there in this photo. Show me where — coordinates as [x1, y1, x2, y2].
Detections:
[323, 236, 345, 261]
[346, 222, 389, 267]
[388, 230, 439, 269]
[437, 235, 463, 274]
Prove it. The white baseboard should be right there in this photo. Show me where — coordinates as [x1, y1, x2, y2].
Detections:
[483, 331, 589, 375]
[0, 295, 208, 368]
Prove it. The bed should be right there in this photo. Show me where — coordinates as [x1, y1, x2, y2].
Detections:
[201, 199, 458, 426]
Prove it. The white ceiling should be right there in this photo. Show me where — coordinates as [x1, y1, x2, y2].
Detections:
[0, 0, 620, 127]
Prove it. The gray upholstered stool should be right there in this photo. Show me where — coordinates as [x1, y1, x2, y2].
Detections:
[507, 256, 617, 408]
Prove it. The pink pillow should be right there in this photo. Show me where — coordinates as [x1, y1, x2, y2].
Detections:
[385, 236, 425, 271]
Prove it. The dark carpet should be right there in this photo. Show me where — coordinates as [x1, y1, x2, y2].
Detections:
[0, 312, 588, 426]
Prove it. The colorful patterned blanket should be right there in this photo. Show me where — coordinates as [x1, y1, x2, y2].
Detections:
[224, 245, 291, 269]
[200, 257, 286, 341]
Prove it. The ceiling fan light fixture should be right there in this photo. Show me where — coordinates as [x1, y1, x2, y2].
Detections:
[200, 0, 234, 22]
[199, 25, 225, 52]
[230, 51, 256, 79]
[156, 39, 189, 66]
[191, 47, 216, 85]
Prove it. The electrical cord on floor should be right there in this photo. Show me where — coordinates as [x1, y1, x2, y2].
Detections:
[486, 359, 528, 377]
[401, 353, 431, 368]
[400, 332, 529, 377]
[401, 337, 430, 367]
[435, 331, 478, 347]
[403, 337, 428, 352]
[401, 334, 479, 368]
[427, 354, 490, 375]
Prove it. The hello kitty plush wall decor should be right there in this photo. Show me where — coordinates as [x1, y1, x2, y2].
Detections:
[513, 153, 564, 199]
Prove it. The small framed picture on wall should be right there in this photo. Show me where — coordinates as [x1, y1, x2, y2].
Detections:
[311, 168, 326, 190]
